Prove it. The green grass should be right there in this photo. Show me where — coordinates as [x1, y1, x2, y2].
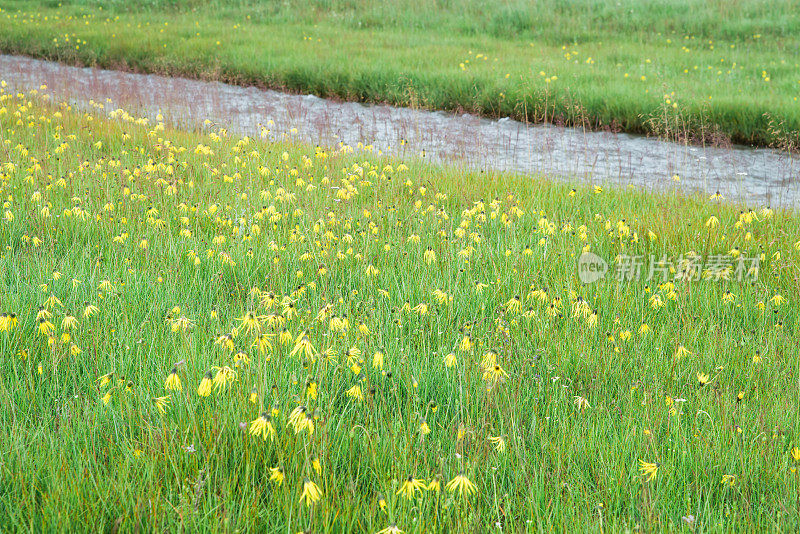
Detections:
[0, 0, 799, 147]
[1, 80, 800, 532]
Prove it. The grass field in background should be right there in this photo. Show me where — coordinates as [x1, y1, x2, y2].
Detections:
[1, 78, 800, 531]
[0, 0, 799, 147]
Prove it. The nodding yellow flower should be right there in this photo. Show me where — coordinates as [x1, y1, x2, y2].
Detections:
[696, 372, 710, 387]
[396, 476, 426, 500]
[44, 294, 63, 309]
[153, 395, 170, 414]
[315, 304, 333, 322]
[252, 333, 274, 354]
[345, 347, 362, 362]
[365, 264, 379, 278]
[791, 447, 800, 463]
[481, 350, 498, 369]
[419, 419, 431, 435]
[249, 412, 276, 442]
[423, 247, 436, 264]
[97, 372, 114, 388]
[375, 524, 404, 534]
[377, 494, 387, 511]
[290, 331, 315, 358]
[721, 474, 736, 487]
[165, 367, 182, 391]
[665, 396, 677, 416]
[312, 456, 322, 475]
[705, 215, 719, 229]
[288, 405, 308, 430]
[37, 318, 54, 336]
[648, 294, 664, 309]
[61, 315, 78, 330]
[303, 415, 315, 435]
[83, 303, 99, 318]
[346, 384, 364, 401]
[372, 350, 384, 370]
[674, 345, 692, 359]
[488, 435, 506, 452]
[482, 364, 508, 382]
[574, 396, 590, 411]
[197, 371, 213, 397]
[505, 295, 522, 314]
[0, 312, 18, 332]
[233, 351, 250, 367]
[329, 315, 346, 332]
[277, 327, 292, 345]
[268, 466, 284, 486]
[212, 366, 237, 391]
[444, 353, 457, 368]
[459, 335, 474, 353]
[445, 474, 477, 498]
[638, 460, 659, 481]
[306, 379, 318, 400]
[283, 301, 298, 321]
[102, 391, 112, 405]
[299, 478, 322, 506]
[249, 388, 258, 404]
[572, 297, 591, 318]
[427, 478, 441, 492]
[350, 361, 364, 376]
[239, 311, 261, 335]
[170, 316, 193, 333]
[264, 313, 286, 330]
[432, 288, 448, 305]
[215, 333, 236, 351]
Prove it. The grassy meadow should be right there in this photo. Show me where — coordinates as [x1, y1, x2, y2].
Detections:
[1, 79, 800, 531]
[0, 0, 799, 147]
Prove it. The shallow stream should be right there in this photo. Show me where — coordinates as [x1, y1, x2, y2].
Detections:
[1, 54, 796, 207]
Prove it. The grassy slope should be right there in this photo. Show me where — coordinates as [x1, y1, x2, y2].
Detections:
[0, 83, 799, 531]
[0, 0, 798, 147]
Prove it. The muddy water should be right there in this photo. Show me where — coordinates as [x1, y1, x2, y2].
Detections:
[1, 54, 797, 207]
